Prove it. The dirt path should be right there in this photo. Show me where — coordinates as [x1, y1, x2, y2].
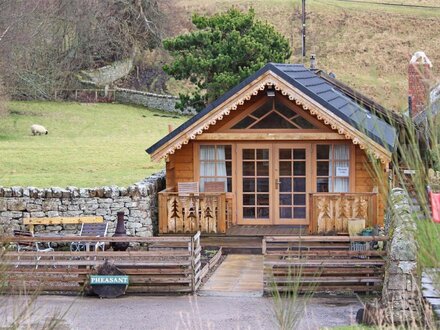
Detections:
[0, 295, 363, 329]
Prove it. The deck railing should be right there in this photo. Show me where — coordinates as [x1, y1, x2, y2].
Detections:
[158, 190, 231, 234]
[309, 192, 378, 234]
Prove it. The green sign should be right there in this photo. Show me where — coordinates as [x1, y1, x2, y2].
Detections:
[90, 275, 129, 285]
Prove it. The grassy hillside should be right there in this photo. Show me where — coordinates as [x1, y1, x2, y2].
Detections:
[0, 102, 187, 188]
[170, 0, 440, 111]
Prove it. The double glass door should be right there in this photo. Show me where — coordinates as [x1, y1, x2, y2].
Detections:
[237, 144, 310, 225]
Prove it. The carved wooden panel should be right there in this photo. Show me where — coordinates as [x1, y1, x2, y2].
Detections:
[162, 193, 227, 234]
[200, 196, 218, 233]
[313, 193, 375, 234]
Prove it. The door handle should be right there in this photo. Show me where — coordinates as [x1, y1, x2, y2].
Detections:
[275, 178, 280, 190]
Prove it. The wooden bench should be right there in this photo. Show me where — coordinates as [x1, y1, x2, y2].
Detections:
[24, 216, 103, 234]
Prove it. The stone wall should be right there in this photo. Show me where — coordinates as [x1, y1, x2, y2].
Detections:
[115, 88, 195, 115]
[380, 188, 422, 324]
[78, 58, 134, 87]
[0, 171, 165, 237]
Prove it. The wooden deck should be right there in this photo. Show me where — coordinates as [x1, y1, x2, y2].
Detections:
[202, 225, 307, 254]
[226, 225, 307, 236]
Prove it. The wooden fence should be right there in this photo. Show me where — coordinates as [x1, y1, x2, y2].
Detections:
[310, 193, 378, 234]
[1, 233, 202, 294]
[263, 235, 388, 294]
[53, 89, 116, 102]
[159, 191, 232, 234]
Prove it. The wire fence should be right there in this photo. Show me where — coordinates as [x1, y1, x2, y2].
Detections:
[8, 88, 116, 103]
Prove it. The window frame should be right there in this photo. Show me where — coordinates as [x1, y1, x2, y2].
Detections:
[195, 143, 234, 193]
[220, 94, 329, 133]
[315, 143, 355, 193]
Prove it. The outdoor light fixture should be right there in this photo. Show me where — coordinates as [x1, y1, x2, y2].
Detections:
[266, 87, 275, 97]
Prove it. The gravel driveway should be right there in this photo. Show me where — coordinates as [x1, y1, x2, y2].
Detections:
[0, 294, 363, 329]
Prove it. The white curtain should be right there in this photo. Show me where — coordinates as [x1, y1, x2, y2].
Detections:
[334, 145, 350, 192]
[216, 146, 227, 177]
[200, 145, 227, 191]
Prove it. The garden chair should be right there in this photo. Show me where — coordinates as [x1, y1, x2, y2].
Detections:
[13, 230, 54, 269]
[70, 222, 108, 252]
[13, 230, 54, 252]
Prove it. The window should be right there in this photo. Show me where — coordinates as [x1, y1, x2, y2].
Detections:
[316, 144, 350, 192]
[199, 145, 232, 192]
[231, 98, 316, 130]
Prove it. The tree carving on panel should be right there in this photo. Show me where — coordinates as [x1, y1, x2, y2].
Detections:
[181, 197, 198, 233]
[167, 197, 180, 233]
[200, 196, 218, 233]
[315, 194, 373, 234]
[316, 196, 333, 233]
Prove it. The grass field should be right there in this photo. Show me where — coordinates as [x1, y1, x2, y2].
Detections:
[0, 102, 187, 188]
[170, 0, 440, 111]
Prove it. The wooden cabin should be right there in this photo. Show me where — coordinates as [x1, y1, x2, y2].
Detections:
[146, 63, 396, 235]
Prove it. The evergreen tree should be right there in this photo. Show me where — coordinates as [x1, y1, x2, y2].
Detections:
[163, 8, 291, 112]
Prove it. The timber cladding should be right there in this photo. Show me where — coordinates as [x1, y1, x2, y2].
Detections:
[161, 140, 387, 233]
[354, 146, 388, 226]
[166, 143, 194, 189]
[3, 234, 203, 294]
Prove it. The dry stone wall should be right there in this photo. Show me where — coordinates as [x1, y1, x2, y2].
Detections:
[115, 88, 195, 115]
[0, 171, 165, 237]
[381, 188, 421, 323]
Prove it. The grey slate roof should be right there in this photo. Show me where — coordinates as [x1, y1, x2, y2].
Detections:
[146, 63, 396, 154]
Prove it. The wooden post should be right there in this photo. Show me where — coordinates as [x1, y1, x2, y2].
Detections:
[217, 194, 227, 234]
[95, 90, 98, 102]
[168, 124, 173, 133]
[309, 193, 314, 234]
[75, 90, 78, 100]
[158, 193, 168, 234]
[371, 193, 378, 227]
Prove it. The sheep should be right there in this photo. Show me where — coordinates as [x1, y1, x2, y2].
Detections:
[31, 124, 48, 136]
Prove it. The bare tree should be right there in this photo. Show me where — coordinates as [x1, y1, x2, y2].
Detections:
[0, 0, 168, 98]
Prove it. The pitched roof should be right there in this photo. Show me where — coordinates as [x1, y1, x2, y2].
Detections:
[316, 70, 405, 128]
[146, 63, 396, 156]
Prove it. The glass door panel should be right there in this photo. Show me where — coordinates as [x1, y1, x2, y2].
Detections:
[237, 144, 310, 225]
[275, 146, 309, 225]
[238, 145, 272, 224]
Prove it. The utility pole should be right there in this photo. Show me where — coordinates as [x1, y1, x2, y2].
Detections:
[301, 0, 306, 59]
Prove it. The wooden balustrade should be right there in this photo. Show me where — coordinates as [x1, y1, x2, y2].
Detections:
[309, 192, 378, 234]
[159, 191, 230, 234]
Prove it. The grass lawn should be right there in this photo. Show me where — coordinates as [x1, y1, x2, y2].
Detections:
[0, 101, 187, 188]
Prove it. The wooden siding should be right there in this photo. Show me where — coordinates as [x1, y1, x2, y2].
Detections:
[354, 146, 388, 225]
[161, 93, 389, 231]
[166, 143, 194, 189]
